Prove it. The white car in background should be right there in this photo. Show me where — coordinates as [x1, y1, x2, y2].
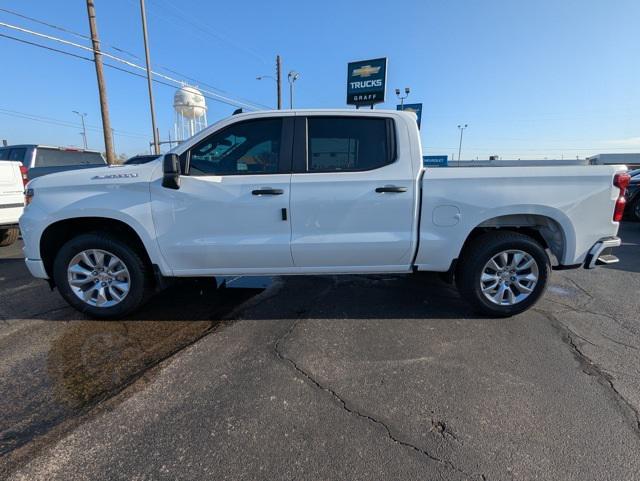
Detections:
[0, 159, 26, 246]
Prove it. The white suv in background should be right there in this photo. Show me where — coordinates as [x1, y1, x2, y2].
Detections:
[0, 159, 26, 246]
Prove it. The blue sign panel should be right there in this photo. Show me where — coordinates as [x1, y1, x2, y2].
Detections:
[397, 103, 423, 129]
[346, 57, 387, 106]
[423, 155, 448, 167]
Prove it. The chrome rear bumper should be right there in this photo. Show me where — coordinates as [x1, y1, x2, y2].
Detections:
[584, 237, 621, 269]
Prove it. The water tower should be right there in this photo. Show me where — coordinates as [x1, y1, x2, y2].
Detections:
[173, 85, 207, 141]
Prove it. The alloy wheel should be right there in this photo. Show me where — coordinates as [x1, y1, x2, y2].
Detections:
[67, 249, 131, 308]
[480, 249, 539, 306]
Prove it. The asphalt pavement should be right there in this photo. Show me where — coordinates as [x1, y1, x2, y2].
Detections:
[1, 223, 639, 481]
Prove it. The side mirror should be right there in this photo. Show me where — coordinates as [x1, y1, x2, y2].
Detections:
[162, 153, 181, 190]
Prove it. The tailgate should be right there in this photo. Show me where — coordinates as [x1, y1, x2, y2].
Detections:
[0, 161, 25, 225]
[0, 161, 23, 194]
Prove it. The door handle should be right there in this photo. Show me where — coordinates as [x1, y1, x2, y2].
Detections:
[252, 188, 284, 196]
[375, 186, 407, 193]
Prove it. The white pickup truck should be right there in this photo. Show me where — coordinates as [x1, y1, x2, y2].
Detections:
[20, 110, 630, 318]
[0, 160, 26, 247]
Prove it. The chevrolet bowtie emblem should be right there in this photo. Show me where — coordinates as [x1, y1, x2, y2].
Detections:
[352, 65, 381, 78]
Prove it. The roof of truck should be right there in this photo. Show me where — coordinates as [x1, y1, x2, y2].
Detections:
[0, 145, 103, 154]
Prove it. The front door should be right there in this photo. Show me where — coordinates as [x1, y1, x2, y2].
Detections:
[151, 116, 294, 275]
[289, 115, 417, 271]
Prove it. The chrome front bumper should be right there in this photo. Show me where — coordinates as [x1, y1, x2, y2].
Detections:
[584, 237, 622, 269]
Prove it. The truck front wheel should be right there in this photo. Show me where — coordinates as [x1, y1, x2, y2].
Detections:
[456, 232, 550, 317]
[53, 233, 151, 319]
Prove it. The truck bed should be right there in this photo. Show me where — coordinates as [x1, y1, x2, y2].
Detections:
[416, 165, 625, 271]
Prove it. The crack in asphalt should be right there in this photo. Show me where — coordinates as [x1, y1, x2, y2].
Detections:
[534, 308, 640, 439]
[558, 275, 594, 301]
[599, 332, 640, 352]
[544, 296, 633, 333]
[273, 316, 480, 481]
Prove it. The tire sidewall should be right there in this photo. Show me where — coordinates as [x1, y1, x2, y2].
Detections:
[465, 237, 550, 317]
[0, 227, 19, 247]
[53, 234, 147, 319]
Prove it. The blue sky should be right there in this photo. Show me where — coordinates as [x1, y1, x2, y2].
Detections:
[0, 0, 638, 159]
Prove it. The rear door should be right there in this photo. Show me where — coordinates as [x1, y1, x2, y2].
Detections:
[289, 115, 416, 271]
[151, 115, 295, 275]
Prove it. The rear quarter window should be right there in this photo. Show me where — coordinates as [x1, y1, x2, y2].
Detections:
[34, 149, 106, 167]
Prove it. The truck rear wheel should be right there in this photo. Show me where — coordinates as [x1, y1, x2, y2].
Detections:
[0, 227, 19, 247]
[53, 233, 152, 319]
[456, 232, 550, 317]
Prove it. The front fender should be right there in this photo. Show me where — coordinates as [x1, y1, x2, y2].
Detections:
[20, 177, 172, 276]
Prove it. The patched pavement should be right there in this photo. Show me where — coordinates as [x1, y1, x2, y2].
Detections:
[1, 223, 639, 480]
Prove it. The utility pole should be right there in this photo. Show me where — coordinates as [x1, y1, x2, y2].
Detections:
[85, 0, 115, 165]
[276, 55, 282, 110]
[139, 0, 160, 155]
[457, 124, 468, 167]
[72, 111, 88, 149]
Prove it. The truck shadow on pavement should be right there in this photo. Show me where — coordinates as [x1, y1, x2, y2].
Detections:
[0, 269, 477, 460]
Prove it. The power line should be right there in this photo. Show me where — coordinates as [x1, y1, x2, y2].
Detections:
[0, 31, 262, 119]
[0, 6, 267, 108]
[0, 107, 147, 139]
[146, 0, 268, 65]
[0, 20, 268, 111]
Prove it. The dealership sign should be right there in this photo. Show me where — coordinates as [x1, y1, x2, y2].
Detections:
[423, 155, 448, 167]
[346, 57, 387, 106]
[397, 103, 423, 129]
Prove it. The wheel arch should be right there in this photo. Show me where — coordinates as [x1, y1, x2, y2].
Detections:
[40, 217, 155, 282]
[471, 213, 566, 261]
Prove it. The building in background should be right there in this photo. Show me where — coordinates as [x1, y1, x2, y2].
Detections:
[587, 153, 640, 168]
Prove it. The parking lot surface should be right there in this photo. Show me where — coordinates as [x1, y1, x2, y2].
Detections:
[1, 223, 639, 480]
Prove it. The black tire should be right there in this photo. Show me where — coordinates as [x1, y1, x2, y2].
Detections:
[455, 231, 551, 317]
[0, 227, 19, 247]
[53, 233, 152, 319]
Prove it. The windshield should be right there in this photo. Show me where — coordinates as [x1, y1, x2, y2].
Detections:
[34, 148, 106, 167]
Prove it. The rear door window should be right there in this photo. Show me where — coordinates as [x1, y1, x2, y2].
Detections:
[306, 117, 394, 172]
[34, 148, 105, 167]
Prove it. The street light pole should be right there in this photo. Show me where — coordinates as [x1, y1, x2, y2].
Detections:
[288, 71, 299, 109]
[395, 87, 410, 109]
[72, 111, 88, 149]
[256, 73, 279, 109]
[139, 0, 160, 155]
[85, 0, 115, 164]
[457, 124, 468, 166]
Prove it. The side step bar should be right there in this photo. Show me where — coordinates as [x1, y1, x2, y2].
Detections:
[595, 254, 619, 266]
[584, 237, 621, 269]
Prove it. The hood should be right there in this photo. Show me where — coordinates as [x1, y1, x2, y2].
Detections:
[28, 160, 161, 190]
